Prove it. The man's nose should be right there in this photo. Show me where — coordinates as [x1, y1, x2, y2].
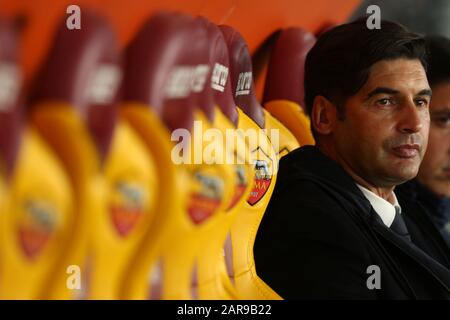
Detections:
[397, 100, 427, 134]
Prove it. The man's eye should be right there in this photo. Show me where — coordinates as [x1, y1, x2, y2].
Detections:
[376, 98, 393, 106]
[415, 99, 429, 107]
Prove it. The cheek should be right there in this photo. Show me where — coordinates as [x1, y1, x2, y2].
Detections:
[338, 111, 391, 156]
[352, 114, 384, 141]
[338, 119, 372, 150]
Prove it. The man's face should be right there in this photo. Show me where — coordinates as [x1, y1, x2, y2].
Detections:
[333, 58, 431, 188]
[417, 82, 450, 197]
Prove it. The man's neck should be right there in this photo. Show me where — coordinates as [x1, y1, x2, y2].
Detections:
[349, 173, 396, 204]
[317, 143, 396, 205]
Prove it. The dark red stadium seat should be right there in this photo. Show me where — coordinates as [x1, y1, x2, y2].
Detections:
[262, 27, 316, 146]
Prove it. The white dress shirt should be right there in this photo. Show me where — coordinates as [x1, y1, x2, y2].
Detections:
[356, 184, 402, 228]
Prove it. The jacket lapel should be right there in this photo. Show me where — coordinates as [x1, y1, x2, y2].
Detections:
[372, 220, 450, 292]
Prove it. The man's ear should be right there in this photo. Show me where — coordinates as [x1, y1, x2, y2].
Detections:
[311, 95, 338, 135]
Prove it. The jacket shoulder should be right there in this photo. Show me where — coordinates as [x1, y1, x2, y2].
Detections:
[254, 175, 376, 299]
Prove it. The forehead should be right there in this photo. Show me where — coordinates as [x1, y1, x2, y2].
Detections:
[360, 58, 429, 94]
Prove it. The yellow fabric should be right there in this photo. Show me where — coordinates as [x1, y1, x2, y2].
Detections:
[264, 99, 315, 146]
[196, 107, 254, 300]
[227, 108, 299, 299]
[0, 128, 73, 299]
[119, 103, 235, 299]
[229, 108, 281, 300]
[29, 102, 100, 299]
[263, 109, 300, 157]
[88, 120, 158, 299]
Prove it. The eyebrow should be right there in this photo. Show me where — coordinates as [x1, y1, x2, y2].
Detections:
[366, 87, 399, 99]
[417, 89, 432, 97]
[366, 87, 432, 100]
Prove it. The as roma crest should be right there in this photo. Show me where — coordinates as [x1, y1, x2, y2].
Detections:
[110, 181, 146, 237]
[18, 199, 57, 260]
[188, 170, 224, 224]
[226, 164, 248, 211]
[247, 147, 273, 206]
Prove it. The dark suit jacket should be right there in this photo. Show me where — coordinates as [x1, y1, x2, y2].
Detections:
[254, 146, 450, 299]
[397, 179, 450, 248]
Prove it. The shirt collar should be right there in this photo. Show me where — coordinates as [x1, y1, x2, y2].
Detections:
[356, 184, 401, 227]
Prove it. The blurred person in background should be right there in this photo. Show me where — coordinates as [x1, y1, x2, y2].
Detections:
[398, 36, 450, 247]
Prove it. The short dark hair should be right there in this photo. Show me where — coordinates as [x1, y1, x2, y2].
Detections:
[426, 35, 450, 88]
[304, 18, 427, 121]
